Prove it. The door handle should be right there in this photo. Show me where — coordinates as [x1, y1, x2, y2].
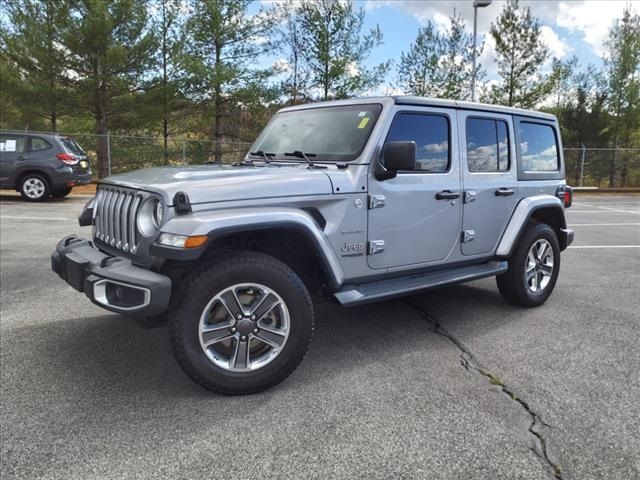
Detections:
[17, 156, 27, 161]
[495, 188, 514, 197]
[435, 190, 460, 200]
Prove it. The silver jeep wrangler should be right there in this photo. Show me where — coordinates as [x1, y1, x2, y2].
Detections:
[52, 97, 574, 394]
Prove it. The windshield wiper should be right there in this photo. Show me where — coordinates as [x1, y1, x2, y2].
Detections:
[283, 150, 326, 169]
[248, 150, 275, 163]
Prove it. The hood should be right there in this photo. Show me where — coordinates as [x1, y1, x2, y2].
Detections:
[101, 163, 334, 205]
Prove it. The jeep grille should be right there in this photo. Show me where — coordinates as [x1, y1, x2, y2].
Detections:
[94, 186, 143, 253]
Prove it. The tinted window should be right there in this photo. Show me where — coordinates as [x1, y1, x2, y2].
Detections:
[60, 137, 86, 156]
[31, 137, 52, 151]
[385, 113, 449, 172]
[466, 118, 509, 172]
[519, 123, 559, 171]
[0, 135, 27, 153]
[253, 104, 382, 162]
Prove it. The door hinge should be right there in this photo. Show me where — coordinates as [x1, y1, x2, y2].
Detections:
[368, 195, 386, 209]
[368, 240, 385, 255]
[464, 190, 477, 204]
[462, 230, 476, 243]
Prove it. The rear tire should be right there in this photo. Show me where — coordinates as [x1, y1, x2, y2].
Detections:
[51, 187, 73, 198]
[497, 222, 560, 307]
[19, 174, 50, 202]
[168, 251, 314, 395]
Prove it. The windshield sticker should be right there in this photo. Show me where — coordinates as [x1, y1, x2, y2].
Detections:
[357, 117, 370, 129]
[358, 111, 367, 117]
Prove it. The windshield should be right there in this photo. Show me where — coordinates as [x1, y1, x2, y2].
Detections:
[251, 104, 382, 162]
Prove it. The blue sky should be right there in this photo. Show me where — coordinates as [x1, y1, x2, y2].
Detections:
[255, 0, 636, 92]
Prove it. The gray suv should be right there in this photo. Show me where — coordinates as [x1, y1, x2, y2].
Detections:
[0, 131, 92, 201]
[51, 97, 574, 394]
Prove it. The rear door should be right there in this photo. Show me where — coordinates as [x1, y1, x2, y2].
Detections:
[459, 111, 519, 256]
[0, 134, 28, 187]
[367, 106, 462, 269]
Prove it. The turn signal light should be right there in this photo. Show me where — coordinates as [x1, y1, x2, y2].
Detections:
[184, 235, 209, 249]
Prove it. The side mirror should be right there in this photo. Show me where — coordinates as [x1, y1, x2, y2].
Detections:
[375, 141, 416, 180]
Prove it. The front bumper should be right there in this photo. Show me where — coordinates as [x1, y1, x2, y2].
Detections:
[51, 235, 171, 315]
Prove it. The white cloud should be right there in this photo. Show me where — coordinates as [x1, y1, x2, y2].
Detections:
[554, 1, 629, 56]
[540, 25, 570, 60]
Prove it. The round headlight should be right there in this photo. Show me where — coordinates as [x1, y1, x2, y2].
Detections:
[137, 198, 161, 237]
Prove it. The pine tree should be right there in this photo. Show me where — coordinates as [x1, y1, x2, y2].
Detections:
[604, 6, 640, 187]
[296, 0, 390, 100]
[488, 4, 549, 108]
[274, 0, 307, 104]
[183, 0, 277, 162]
[0, 0, 72, 131]
[153, 0, 184, 164]
[62, 0, 156, 178]
[398, 13, 484, 99]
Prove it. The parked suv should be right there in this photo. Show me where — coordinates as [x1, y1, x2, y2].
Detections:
[51, 97, 574, 394]
[0, 131, 92, 201]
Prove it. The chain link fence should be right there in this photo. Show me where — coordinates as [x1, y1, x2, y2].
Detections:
[21, 131, 640, 187]
[563, 147, 640, 188]
[58, 133, 252, 176]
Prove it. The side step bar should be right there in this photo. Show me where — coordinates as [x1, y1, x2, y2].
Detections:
[333, 261, 508, 306]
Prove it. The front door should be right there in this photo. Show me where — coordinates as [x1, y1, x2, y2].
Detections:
[0, 134, 28, 187]
[459, 111, 519, 256]
[367, 106, 462, 270]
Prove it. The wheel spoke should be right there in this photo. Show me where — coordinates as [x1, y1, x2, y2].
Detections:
[251, 292, 280, 321]
[231, 338, 250, 369]
[526, 268, 537, 281]
[540, 264, 553, 276]
[220, 289, 244, 319]
[254, 326, 287, 349]
[201, 322, 235, 347]
[537, 241, 548, 261]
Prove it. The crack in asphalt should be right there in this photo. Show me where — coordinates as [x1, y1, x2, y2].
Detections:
[406, 301, 564, 480]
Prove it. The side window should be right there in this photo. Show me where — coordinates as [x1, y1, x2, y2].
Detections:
[385, 113, 449, 172]
[0, 135, 27, 153]
[519, 122, 559, 171]
[466, 118, 510, 172]
[31, 137, 52, 151]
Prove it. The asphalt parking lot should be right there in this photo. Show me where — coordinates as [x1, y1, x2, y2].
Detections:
[1, 193, 638, 480]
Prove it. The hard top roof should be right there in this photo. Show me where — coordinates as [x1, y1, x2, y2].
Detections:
[279, 96, 557, 121]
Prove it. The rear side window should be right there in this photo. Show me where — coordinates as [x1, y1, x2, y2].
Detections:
[519, 123, 559, 171]
[0, 134, 27, 153]
[60, 137, 86, 156]
[385, 113, 449, 172]
[31, 137, 52, 151]
[466, 118, 510, 172]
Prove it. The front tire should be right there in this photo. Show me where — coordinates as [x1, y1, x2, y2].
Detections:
[19, 174, 50, 202]
[497, 222, 561, 307]
[168, 251, 314, 395]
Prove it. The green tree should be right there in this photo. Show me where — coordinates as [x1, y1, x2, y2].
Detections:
[604, 6, 640, 186]
[548, 56, 578, 111]
[296, 0, 390, 100]
[488, 4, 549, 108]
[62, 0, 156, 178]
[398, 13, 484, 99]
[0, 0, 71, 131]
[274, 0, 307, 104]
[153, 0, 184, 164]
[183, 0, 277, 162]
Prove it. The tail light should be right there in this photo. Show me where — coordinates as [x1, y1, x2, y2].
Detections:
[556, 185, 572, 208]
[57, 153, 79, 165]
